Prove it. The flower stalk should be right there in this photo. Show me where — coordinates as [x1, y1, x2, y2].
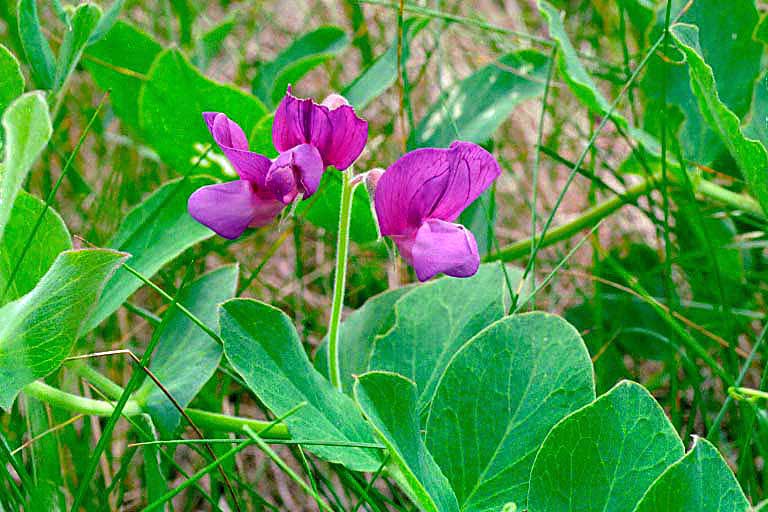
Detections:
[328, 168, 356, 391]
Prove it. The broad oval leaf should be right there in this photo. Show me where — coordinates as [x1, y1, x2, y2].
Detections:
[0, 45, 24, 117]
[219, 299, 382, 472]
[0, 191, 71, 305]
[139, 49, 267, 173]
[0, 92, 52, 241]
[135, 265, 238, 435]
[633, 438, 749, 512]
[527, 380, 684, 512]
[85, 176, 215, 331]
[354, 371, 460, 512]
[0, 249, 127, 409]
[425, 312, 595, 512]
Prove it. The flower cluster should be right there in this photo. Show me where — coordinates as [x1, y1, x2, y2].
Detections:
[189, 87, 501, 281]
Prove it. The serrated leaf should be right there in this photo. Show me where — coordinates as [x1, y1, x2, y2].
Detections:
[17, 0, 56, 89]
[0, 45, 24, 117]
[0, 249, 127, 410]
[415, 50, 550, 148]
[54, 3, 102, 91]
[671, 23, 768, 216]
[85, 176, 215, 331]
[84, 20, 162, 132]
[219, 299, 382, 472]
[368, 263, 515, 409]
[343, 17, 429, 110]
[135, 266, 238, 435]
[527, 380, 684, 512]
[252, 26, 348, 107]
[139, 49, 267, 173]
[0, 191, 71, 305]
[633, 438, 749, 512]
[0, 92, 52, 241]
[425, 312, 595, 512]
[354, 371, 460, 512]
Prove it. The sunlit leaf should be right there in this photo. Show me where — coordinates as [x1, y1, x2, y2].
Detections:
[54, 2, 102, 91]
[0, 45, 24, 117]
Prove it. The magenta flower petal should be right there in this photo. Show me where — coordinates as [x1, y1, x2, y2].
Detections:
[272, 88, 368, 170]
[410, 219, 480, 281]
[202, 112, 271, 187]
[266, 144, 324, 203]
[375, 141, 501, 237]
[188, 180, 281, 239]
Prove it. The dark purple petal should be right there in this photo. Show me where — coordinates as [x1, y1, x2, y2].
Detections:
[291, 144, 324, 197]
[265, 152, 298, 204]
[410, 219, 480, 281]
[374, 141, 501, 237]
[188, 180, 282, 239]
[266, 144, 324, 203]
[272, 88, 367, 170]
[202, 112, 271, 187]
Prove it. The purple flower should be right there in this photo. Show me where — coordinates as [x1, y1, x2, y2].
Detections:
[188, 88, 367, 239]
[374, 141, 502, 281]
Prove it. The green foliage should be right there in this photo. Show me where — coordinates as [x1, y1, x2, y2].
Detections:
[193, 16, 236, 70]
[17, 0, 56, 89]
[136, 266, 238, 435]
[0, 92, 51, 242]
[0, 191, 71, 304]
[252, 25, 349, 107]
[0, 249, 127, 409]
[219, 299, 382, 472]
[0, 45, 24, 117]
[85, 177, 215, 331]
[53, 3, 102, 91]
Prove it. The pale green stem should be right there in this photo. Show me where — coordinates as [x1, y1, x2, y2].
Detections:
[328, 168, 356, 391]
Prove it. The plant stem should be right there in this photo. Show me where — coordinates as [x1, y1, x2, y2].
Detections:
[328, 168, 355, 391]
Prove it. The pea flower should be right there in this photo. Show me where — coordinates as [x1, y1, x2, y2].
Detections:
[373, 141, 501, 281]
[188, 87, 367, 239]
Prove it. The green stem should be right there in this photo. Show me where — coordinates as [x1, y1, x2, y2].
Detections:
[328, 169, 355, 391]
[21, 381, 289, 438]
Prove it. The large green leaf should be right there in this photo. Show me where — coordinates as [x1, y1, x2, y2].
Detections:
[252, 26, 348, 108]
[0, 45, 24, 117]
[17, 0, 55, 89]
[527, 380, 684, 512]
[84, 20, 162, 132]
[85, 176, 215, 331]
[219, 299, 382, 472]
[135, 266, 238, 435]
[671, 23, 768, 216]
[139, 49, 267, 173]
[354, 371, 460, 512]
[87, 0, 125, 44]
[343, 17, 429, 111]
[425, 312, 595, 512]
[53, 3, 102, 91]
[415, 50, 549, 148]
[368, 263, 515, 409]
[0, 249, 127, 409]
[633, 438, 749, 512]
[0, 191, 71, 305]
[0, 92, 52, 241]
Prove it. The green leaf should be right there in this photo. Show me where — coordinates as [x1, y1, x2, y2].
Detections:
[314, 284, 413, 393]
[139, 49, 267, 173]
[633, 438, 749, 512]
[354, 371, 460, 512]
[84, 20, 162, 132]
[343, 17, 429, 111]
[0, 191, 71, 305]
[85, 176, 215, 331]
[0, 249, 128, 410]
[17, 0, 56, 89]
[0, 45, 24, 117]
[368, 263, 515, 408]
[0, 92, 52, 241]
[219, 299, 382, 472]
[295, 171, 378, 244]
[527, 380, 685, 512]
[135, 266, 238, 435]
[252, 26, 348, 107]
[192, 17, 236, 71]
[135, 414, 169, 509]
[87, 0, 126, 45]
[54, 3, 102, 91]
[415, 50, 550, 148]
[671, 23, 768, 216]
[425, 312, 595, 511]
